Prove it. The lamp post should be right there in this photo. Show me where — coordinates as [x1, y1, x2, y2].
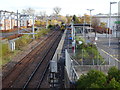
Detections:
[109, 2, 117, 47]
[83, 14, 85, 39]
[46, 17, 48, 29]
[87, 9, 94, 33]
[71, 20, 76, 54]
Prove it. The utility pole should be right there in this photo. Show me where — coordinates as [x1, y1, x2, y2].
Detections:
[46, 19, 48, 29]
[4, 11, 6, 30]
[17, 10, 18, 28]
[32, 14, 35, 39]
[83, 14, 85, 39]
[109, 2, 117, 47]
[10, 12, 13, 30]
[17, 10, 19, 33]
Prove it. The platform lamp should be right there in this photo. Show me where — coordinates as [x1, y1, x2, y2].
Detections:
[109, 2, 117, 47]
[87, 9, 94, 33]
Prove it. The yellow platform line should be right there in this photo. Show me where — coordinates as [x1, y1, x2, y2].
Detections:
[112, 55, 119, 56]
[101, 49, 120, 62]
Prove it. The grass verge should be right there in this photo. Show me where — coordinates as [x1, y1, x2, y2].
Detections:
[1, 28, 51, 66]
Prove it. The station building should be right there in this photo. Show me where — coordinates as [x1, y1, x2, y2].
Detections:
[93, 1, 120, 38]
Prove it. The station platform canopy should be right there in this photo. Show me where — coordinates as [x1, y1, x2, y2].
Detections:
[85, 27, 94, 30]
[73, 24, 90, 27]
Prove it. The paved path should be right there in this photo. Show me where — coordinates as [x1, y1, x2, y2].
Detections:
[85, 33, 120, 68]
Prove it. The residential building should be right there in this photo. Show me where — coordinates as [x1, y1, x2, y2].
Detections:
[0, 10, 34, 31]
[0, 10, 16, 30]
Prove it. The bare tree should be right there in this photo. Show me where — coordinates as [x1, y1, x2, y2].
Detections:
[21, 8, 35, 15]
[53, 6, 61, 15]
[66, 14, 72, 24]
[92, 17, 100, 37]
[92, 17, 100, 27]
[39, 11, 47, 20]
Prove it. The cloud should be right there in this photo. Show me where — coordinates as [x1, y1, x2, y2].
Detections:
[0, 0, 118, 16]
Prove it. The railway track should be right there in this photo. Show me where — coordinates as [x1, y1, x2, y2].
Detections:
[23, 30, 62, 89]
[2, 30, 62, 89]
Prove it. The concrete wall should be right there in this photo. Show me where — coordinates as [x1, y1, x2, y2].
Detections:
[74, 65, 116, 77]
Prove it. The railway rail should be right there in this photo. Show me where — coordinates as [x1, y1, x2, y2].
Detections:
[2, 30, 62, 89]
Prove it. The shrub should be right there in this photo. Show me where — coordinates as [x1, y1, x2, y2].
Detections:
[77, 70, 106, 88]
[75, 40, 104, 64]
[48, 25, 55, 30]
[15, 35, 32, 50]
[108, 66, 120, 82]
[77, 67, 120, 89]
[1, 28, 51, 66]
[107, 78, 120, 88]
[1, 43, 11, 56]
[1, 43, 14, 66]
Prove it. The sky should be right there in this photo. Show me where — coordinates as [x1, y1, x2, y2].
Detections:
[0, 0, 119, 16]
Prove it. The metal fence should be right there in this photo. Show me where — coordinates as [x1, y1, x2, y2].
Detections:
[65, 49, 119, 82]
